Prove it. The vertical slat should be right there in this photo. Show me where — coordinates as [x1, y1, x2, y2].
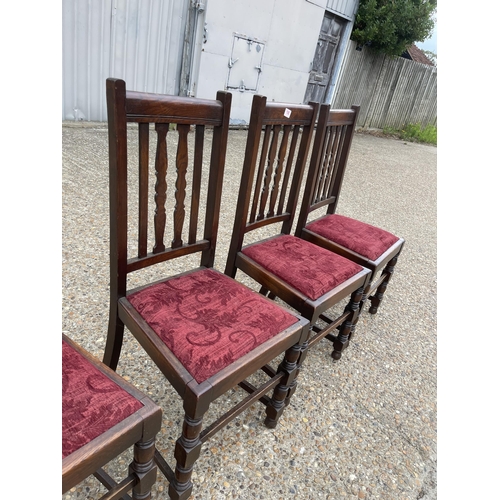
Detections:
[282, 104, 320, 234]
[249, 126, 272, 224]
[315, 126, 335, 203]
[268, 125, 291, 217]
[153, 123, 168, 254]
[138, 123, 149, 257]
[189, 124, 204, 244]
[315, 126, 332, 201]
[322, 125, 338, 200]
[257, 125, 281, 220]
[324, 125, 346, 199]
[313, 126, 328, 203]
[172, 124, 189, 249]
[277, 125, 300, 215]
[328, 120, 356, 213]
[321, 125, 339, 200]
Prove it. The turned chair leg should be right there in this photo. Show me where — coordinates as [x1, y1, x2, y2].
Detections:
[283, 335, 310, 408]
[103, 308, 125, 370]
[359, 280, 371, 314]
[265, 341, 304, 428]
[168, 415, 204, 500]
[332, 286, 364, 361]
[129, 437, 158, 500]
[369, 255, 399, 314]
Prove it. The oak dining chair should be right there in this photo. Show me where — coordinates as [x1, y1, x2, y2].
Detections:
[295, 104, 404, 315]
[102, 79, 310, 499]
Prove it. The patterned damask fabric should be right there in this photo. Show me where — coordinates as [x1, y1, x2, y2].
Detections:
[306, 214, 400, 262]
[62, 340, 143, 459]
[241, 234, 363, 301]
[127, 268, 298, 383]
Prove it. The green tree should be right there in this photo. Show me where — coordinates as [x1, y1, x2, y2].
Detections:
[351, 0, 437, 57]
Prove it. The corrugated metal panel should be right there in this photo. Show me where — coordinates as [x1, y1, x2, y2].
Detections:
[62, 0, 188, 121]
[326, 0, 359, 20]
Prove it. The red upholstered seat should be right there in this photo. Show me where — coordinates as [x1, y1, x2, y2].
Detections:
[241, 234, 363, 301]
[127, 268, 298, 383]
[306, 214, 400, 262]
[62, 339, 144, 459]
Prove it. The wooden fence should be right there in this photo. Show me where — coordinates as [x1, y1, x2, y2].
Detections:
[332, 40, 437, 130]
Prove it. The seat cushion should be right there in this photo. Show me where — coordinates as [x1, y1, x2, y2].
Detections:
[62, 339, 143, 459]
[127, 268, 298, 384]
[241, 234, 363, 301]
[306, 214, 400, 262]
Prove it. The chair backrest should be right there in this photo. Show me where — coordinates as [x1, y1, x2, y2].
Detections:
[225, 95, 319, 277]
[295, 104, 359, 232]
[106, 78, 232, 298]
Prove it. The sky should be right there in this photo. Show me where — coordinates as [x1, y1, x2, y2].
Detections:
[415, 10, 437, 55]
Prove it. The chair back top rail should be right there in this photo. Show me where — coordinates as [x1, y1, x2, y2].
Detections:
[125, 90, 224, 125]
[261, 101, 318, 126]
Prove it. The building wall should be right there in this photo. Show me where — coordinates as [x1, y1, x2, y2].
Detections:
[62, 0, 188, 121]
[61, 0, 358, 123]
[192, 0, 325, 124]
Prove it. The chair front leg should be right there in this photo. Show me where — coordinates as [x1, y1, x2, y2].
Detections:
[369, 255, 399, 314]
[168, 415, 204, 500]
[264, 341, 303, 428]
[332, 286, 364, 361]
[283, 332, 310, 408]
[359, 279, 372, 314]
[129, 437, 158, 500]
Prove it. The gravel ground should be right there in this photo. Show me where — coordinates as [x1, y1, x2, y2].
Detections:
[62, 122, 437, 500]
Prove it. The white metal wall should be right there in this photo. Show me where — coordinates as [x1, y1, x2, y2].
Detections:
[326, 0, 359, 20]
[194, 0, 326, 124]
[191, 0, 359, 124]
[62, 0, 188, 121]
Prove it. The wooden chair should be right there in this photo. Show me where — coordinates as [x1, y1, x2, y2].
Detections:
[102, 79, 310, 500]
[62, 334, 162, 500]
[295, 104, 405, 314]
[224, 94, 371, 365]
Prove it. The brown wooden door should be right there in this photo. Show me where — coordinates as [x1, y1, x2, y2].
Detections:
[304, 12, 347, 103]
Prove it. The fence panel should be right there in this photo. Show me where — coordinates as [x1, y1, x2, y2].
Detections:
[333, 41, 437, 129]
